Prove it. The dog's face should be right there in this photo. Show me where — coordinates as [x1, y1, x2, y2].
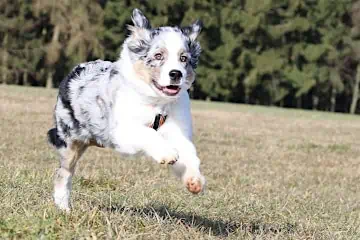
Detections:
[125, 9, 202, 99]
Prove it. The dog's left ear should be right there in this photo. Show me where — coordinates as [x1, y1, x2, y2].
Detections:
[182, 20, 203, 41]
[131, 8, 151, 29]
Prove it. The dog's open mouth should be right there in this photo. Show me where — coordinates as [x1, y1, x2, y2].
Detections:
[152, 80, 181, 96]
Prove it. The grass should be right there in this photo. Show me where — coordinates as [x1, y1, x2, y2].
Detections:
[1, 85, 360, 239]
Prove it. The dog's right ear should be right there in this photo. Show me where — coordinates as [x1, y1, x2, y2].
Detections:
[127, 9, 152, 60]
[131, 8, 151, 29]
[182, 20, 203, 41]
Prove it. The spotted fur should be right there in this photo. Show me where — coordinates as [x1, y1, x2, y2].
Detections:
[48, 9, 206, 211]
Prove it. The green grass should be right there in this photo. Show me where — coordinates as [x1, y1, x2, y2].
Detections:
[1, 85, 360, 239]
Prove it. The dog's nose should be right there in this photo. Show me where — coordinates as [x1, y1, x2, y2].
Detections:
[169, 70, 182, 83]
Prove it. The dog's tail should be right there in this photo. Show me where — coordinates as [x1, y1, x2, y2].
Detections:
[47, 128, 67, 148]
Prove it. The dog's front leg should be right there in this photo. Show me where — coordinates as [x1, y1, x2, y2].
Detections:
[112, 125, 179, 165]
[160, 124, 206, 194]
[157, 92, 206, 194]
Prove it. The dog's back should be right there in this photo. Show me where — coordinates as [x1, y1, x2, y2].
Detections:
[48, 60, 116, 149]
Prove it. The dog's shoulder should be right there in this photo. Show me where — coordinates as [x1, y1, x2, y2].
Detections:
[58, 60, 114, 102]
[60, 60, 113, 88]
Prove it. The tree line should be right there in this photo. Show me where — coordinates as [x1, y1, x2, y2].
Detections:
[1, 0, 360, 114]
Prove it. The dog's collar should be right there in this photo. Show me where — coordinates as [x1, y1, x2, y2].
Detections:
[149, 114, 167, 131]
[91, 114, 166, 148]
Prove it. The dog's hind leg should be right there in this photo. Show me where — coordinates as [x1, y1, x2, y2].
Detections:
[53, 140, 87, 211]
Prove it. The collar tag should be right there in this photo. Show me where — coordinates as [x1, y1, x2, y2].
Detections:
[150, 114, 167, 130]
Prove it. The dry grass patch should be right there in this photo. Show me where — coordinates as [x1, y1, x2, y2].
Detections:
[0, 85, 360, 239]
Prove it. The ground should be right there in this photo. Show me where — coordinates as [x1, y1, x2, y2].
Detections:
[0, 85, 359, 239]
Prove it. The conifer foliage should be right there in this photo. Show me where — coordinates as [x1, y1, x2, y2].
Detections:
[1, 0, 359, 113]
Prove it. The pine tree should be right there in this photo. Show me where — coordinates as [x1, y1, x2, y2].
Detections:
[32, 0, 104, 88]
[1, 0, 358, 114]
[350, 0, 360, 114]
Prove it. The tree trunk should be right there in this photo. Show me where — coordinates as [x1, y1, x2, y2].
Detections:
[15, 71, 20, 85]
[45, 25, 61, 89]
[2, 34, 8, 85]
[279, 99, 284, 107]
[2, 51, 8, 85]
[330, 87, 336, 112]
[312, 95, 319, 110]
[271, 78, 276, 106]
[52, 25, 60, 43]
[297, 97, 302, 109]
[350, 65, 360, 114]
[245, 89, 250, 104]
[46, 70, 53, 89]
[23, 70, 28, 86]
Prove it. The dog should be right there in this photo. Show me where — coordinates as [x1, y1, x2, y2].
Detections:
[47, 8, 206, 211]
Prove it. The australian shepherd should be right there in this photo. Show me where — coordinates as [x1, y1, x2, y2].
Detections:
[48, 9, 205, 211]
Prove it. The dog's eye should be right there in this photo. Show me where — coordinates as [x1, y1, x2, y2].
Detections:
[154, 53, 163, 60]
[180, 56, 188, 63]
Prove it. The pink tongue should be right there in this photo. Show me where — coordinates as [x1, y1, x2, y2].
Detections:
[164, 87, 179, 94]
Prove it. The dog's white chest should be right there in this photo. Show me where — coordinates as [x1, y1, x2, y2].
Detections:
[113, 94, 169, 128]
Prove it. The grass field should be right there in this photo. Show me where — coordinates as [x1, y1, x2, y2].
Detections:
[1, 85, 360, 239]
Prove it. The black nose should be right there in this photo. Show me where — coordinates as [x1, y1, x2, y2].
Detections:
[169, 70, 182, 83]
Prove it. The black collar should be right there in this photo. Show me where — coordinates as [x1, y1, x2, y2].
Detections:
[150, 114, 167, 130]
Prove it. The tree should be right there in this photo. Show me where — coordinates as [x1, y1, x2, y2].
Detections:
[1, 0, 359, 114]
[0, 0, 42, 86]
[32, 0, 104, 88]
[350, 0, 360, 114]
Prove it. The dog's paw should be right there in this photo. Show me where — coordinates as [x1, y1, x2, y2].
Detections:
[159, 148, 179, 165]
[54, 198, 71, 212]
[54, 190, 71, 212]
[58, 204, 71, 213]
[185, 176, 205, 194]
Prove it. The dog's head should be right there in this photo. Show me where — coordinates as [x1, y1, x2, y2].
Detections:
[124, 9, 202, 99]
